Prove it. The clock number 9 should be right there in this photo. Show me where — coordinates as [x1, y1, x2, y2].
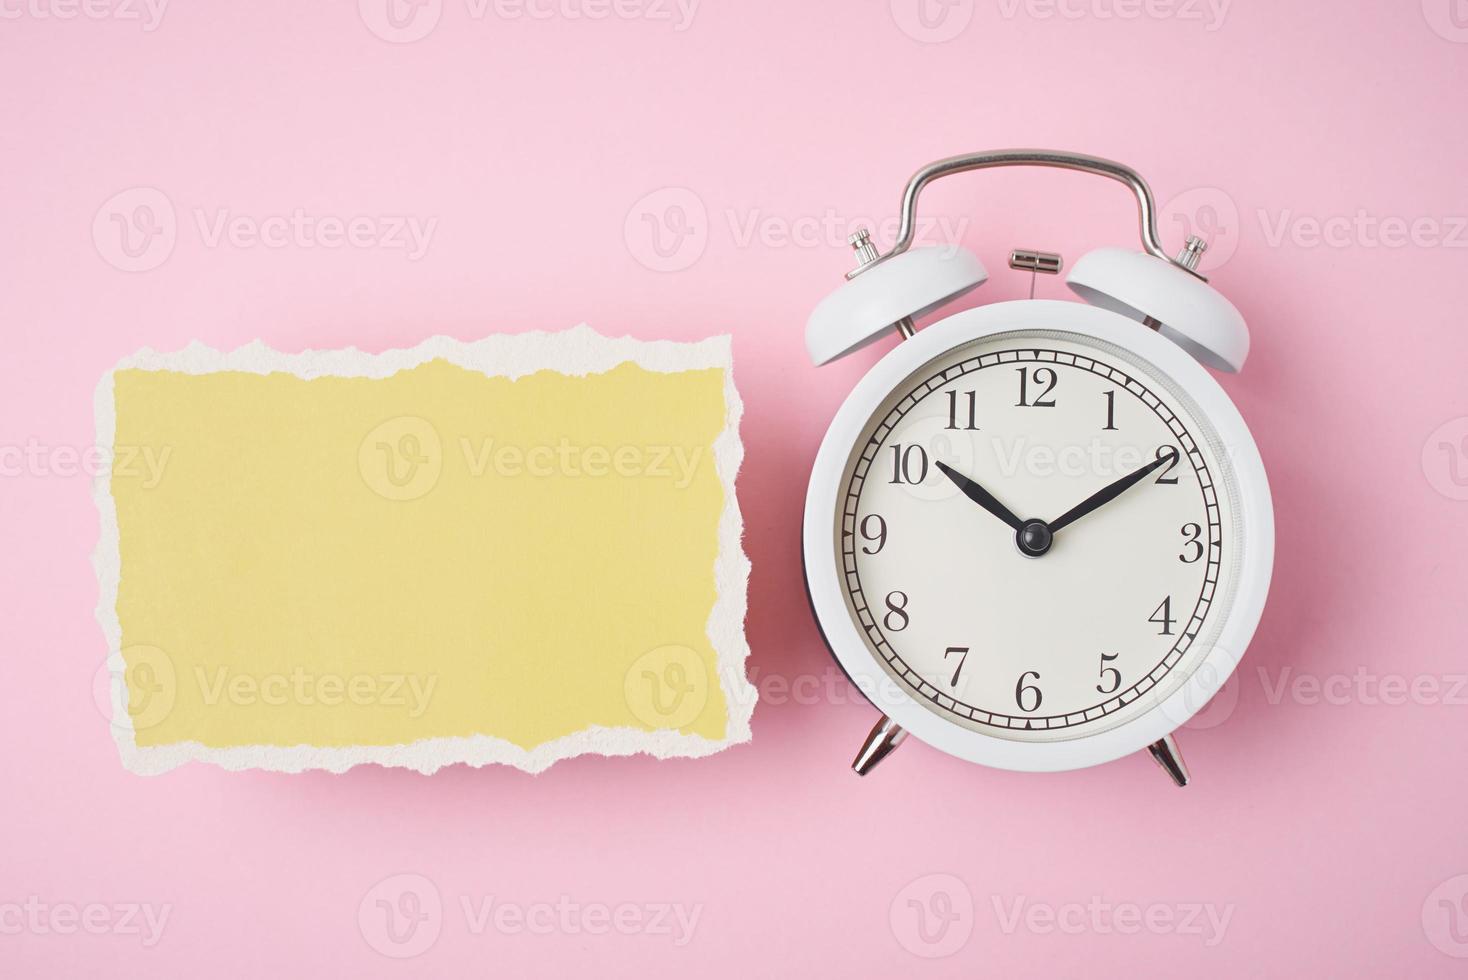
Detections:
[1015, 670, 1043, 712]
[883, 591, 909, 631]
[1179, 522, 1203, 563]
[859, 514, 887, 555]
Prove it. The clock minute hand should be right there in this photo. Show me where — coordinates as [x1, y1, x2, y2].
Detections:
[935, 461, 1024, 531]
[1048, 453, 1172, 534]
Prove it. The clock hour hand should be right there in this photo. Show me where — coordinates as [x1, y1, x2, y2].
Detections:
[935, 461, 1024, 531]
[1047, 452, 1172, 534]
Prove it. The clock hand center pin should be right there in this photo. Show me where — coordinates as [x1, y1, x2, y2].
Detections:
[1015, 518, 1053, 558]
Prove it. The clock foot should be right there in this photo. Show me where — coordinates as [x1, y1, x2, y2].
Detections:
[1147, 734, 1190, 787]
[852, 715, 907, 776]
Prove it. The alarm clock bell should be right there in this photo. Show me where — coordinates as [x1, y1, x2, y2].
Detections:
[805, 150, 1249, 375]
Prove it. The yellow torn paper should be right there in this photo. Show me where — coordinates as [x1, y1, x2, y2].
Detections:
[93, 327, 753, 774]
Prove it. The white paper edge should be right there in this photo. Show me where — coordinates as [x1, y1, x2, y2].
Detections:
[92, 324, 755, 775]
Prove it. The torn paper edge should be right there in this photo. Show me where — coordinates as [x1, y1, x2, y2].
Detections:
[92, 324, 755, 775]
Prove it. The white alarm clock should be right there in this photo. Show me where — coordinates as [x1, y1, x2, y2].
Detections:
[802, 150, 1273, 785]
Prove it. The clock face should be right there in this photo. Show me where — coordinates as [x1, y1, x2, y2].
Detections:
[836, 329, 1240, 741]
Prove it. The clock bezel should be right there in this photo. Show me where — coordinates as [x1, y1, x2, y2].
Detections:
[803, 299, 1274, 773]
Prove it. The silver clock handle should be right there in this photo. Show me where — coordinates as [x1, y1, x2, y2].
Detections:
[855, 148, 1200, 279]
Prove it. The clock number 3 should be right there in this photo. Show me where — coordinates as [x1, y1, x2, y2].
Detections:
[1179, 522, 1203, 563]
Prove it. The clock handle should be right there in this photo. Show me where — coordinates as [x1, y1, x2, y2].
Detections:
[1147, 734, 1191, 788]
[852, 715, 907, 776]
[856, 149, 1204, 282]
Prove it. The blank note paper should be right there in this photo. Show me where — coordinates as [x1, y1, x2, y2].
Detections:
[93, 326, 753, 774]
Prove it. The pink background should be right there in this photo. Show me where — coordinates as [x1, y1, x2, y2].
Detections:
[4, 0, 1468, 975]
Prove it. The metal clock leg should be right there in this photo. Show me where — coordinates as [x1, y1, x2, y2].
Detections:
[1147, 734, 1190, 787]
[852, 715, 907, 776]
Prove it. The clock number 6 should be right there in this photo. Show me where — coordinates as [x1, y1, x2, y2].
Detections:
[1015, 670, 1043, 712]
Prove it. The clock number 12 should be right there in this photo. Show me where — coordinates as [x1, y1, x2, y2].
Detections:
[1015, 367, 1058, 407]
